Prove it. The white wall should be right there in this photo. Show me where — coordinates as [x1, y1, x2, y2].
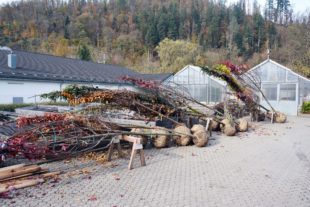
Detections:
[0, 80, 140, 104]
[0, 80, 61, 104]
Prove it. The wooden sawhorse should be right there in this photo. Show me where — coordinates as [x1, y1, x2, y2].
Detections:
[107, 135, 146, 170]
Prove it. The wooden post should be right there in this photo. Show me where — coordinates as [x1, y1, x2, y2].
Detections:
[205, 118, 212, 137]
[271, 112, 275, 124]
[128, 142, 145, 170]
[107, 136, 123, 162]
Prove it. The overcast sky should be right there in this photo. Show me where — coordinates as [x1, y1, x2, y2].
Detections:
[0, 0, 309, 14]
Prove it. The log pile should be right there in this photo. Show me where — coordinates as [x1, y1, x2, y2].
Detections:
[0, 163, 60, 194]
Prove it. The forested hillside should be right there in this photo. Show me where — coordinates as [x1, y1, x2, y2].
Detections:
[0, 0, 309, 77]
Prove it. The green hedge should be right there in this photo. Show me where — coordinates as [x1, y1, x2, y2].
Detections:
[41, 102, 69, 106]
[0, 102, 69, 112]
[0, 103, 33, 112]
[301, 101, 310, 113]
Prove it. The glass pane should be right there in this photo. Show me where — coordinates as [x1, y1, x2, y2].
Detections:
[262, 84, 277, 101]
[188, 68, 195, 84]
[287, 71, 298, 82]
[299, 78, 310, 99]
[260, 64, 286, 82]
[279, 84, 296, 101]
[260, 67, 268, 81]
[277, 67, 286, 82]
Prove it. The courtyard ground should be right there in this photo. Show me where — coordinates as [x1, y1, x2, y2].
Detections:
[1, 116, 310, 207]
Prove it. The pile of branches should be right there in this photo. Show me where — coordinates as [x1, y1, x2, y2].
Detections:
[1, 61, 288, 162]
[41, 85, 179, 120]
[200, 61, 286, 123]
[0, 113, 124, 161]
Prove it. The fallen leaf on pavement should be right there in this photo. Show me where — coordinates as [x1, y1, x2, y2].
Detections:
[88, 195, 97, 201]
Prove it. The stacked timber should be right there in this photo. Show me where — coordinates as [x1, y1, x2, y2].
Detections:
[0, 164, 60, 193]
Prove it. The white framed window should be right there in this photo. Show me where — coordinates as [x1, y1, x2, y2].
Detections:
[262, 84, 277, 101]
[279, 84, 296, 101]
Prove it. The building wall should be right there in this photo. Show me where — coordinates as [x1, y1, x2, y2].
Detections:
[0, 80, 138, 104]
[0, 80, 61, 104]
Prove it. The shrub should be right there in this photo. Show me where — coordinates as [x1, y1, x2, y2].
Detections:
[301, 101, 310, 113]
[0, 104, 33, 112]
[0, 102, 69, 112]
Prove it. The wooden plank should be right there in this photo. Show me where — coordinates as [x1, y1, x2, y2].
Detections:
[0, 179, 44, 193]
[0, 164, 26, 173]
[128, 145, 137, 170]
[0, 169, 49, 182]
[107, 143, 114, 162]
[139, 149, 146, 167]
[0, 165, 41, 180]
[205, 118, 212, 137]
[116, 142, 123, 158]
[41, 171, 61, 178]
[102, 118, 156, 127]
[121, 135, 142, 144]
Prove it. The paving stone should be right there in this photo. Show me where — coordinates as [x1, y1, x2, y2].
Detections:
[1, 116, 310, 207]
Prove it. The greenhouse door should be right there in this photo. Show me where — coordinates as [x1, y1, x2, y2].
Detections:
[261, 83, 298, 115]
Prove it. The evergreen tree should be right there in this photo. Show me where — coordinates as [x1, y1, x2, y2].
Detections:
[145, 18, 159, 48]
[167, 3, 179, 40]
[78, 44, 91, 61]
[191, 1, 201, 35]
[64, 16, 70, 39]
[157, 7, 168, 41]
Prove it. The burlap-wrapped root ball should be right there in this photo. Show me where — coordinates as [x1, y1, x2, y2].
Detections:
[210, 119, 220, 131]
[151, 127, 169, 148]
[221, 119, 237, 136]
[173, 124, 192, 146]
[236, 118, 248, 132]
[192, 129, 209, 147]
[267, 111, 287, 123]
[191, 124, 205, 133]
[274, 112, 287, 123]
[131, 128, 148, 146]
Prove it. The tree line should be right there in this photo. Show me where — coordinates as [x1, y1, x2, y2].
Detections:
[0, 0, 309, 77]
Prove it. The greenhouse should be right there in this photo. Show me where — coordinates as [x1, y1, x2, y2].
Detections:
[163, 65, 227, 104]
[246, 59, 310, 115]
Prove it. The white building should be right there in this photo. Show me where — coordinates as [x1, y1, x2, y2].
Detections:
[246, 59, 310, 115]
[164, 65, 227, 104]
[0, 50, 171, 104]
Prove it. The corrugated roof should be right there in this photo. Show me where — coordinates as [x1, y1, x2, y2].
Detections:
[0, 50, 169, 83]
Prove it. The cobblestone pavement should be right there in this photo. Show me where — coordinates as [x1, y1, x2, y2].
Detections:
[1, 116, 310, 207]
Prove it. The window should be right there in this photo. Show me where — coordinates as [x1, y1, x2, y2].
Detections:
[13, 97, 24, 104]
[279, 84, 296, 101]
[210, 86, 221, 103]
[262, 84, 277, 101]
